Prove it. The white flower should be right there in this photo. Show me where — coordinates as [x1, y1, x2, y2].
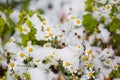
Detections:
[18, 51, 26, 59]
[105, 4, 112, 11]
[76, 44, 84, 53]
[83, 56, 89, 61]
[43, 42, 51, 48]
[101, 47, 114, 57]
[50, 50, 56, 58]
[45, 27, 51, 33]
[33, 59, 41, 66]
[41, 21, 47, 27]
[45, 32, 54, 40]
[63, 61, 71, 69]
[86, 70, 95, 79]
[26, 45, 34, 53]
[74, 18, 82, 26]
[68, 15, 75, 21]
[85, 49, 93, 56]
[85, 62, 93, 69]
[103, 59, 111, 67]
[22, 24, 30, 34]
[8, 61, 16, 70]
[58, 33, 63, 40]
[112, 63, 119, 70]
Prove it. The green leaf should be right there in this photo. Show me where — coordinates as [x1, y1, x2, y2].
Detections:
[84, 0, 95, 12]
[28, 10, 34, 17]
[109, 69, 120, 78]
[0, 18, 5, 36]
[82, 14, 98, 35]
[37, 14, 45, 22]
[22, 34, 29, 46]
[23, 72, 31, 80]
[109, 18, 120, 33]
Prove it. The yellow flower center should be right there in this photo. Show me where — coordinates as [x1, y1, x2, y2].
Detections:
[19, 52, 25, 58]
[51, 51, 56, 55]
[42, 21, 46, 26]
[59, 34, 63, 38]
[10, 62, 14, 68]
[87, 50, 92, 55]
[106, 51, 109, 54]
[70, 15, 75, 20]
[45, 44, 50, 48]
[46, 27, 50, 32]
[35, 59, 40, 62]
[87, 63, 92, 68]
[76, 19, 81, 24]
[106, 5, 111, 10]
[114, 65, 118, 69]
[89, 72, 93, 77]
[77, 45, 81, 49]
[65, 61, 70, 66]
[48, 33, 53, 37]
[83, 56, 88, 61]
[23, 28, 27, 32]
[28, 47, 33, 53]
[105, 60, 110, 64]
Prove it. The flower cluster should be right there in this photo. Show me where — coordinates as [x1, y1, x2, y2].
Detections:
[0, 0, 120, 80]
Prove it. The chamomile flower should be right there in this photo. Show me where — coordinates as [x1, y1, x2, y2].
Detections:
[44, 42, 51, 48]
[9, 61, 16, 70]
[9, 37, 15, 43]
[68, 15, 75, 21]
[83, 56, 89, 61]
[85, 49, 93, 56]
[112, 63, 119, 70]
[34, 59, 41, 65]
[63, 61, 71, 69]
[77, 44, 81, 49]
[22, 25, 30, 34]
[18, 52, 25, 59]
[74, 18, 82, 26]
[50, 50, 56, 58]
[45, 27, 51, 33]
[58, 33, 63, 40]
[105, 4, 112, 11]
[48, 32, 54, 39]
[76, 44, 83, 52]
[85, 62, 93, 69]
[102, 48, 114, 57]
[41, 21, 47, 27]
[26, 46, 34, 53]
[103, 59, 111, 67]
[86, 70, 95, 79]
